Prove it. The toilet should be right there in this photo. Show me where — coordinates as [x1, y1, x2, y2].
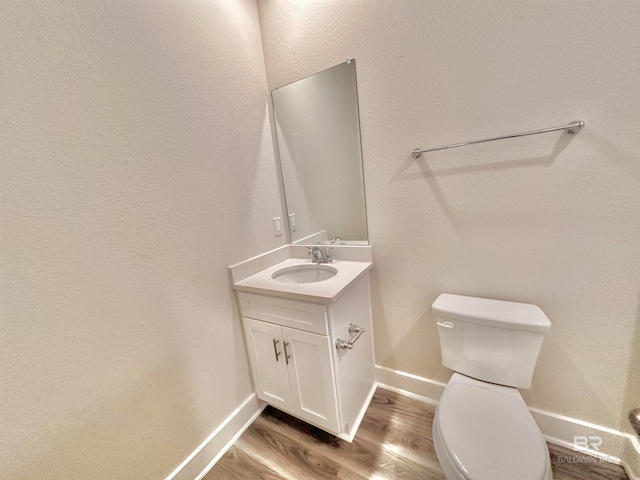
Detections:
[431, 293, 553, 480]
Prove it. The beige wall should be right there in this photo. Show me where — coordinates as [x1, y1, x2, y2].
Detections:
[259, 0, 640, 436]
[0, 1, 284, 478]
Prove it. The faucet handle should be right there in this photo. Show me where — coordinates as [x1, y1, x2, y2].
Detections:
[308, 246, 323, 263]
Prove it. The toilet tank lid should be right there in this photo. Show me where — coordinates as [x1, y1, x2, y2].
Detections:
[432, 294, 551, 333]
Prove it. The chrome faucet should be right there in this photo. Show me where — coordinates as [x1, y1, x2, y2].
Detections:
[308, 246, 333, 264]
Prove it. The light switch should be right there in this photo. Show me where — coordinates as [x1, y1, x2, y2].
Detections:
[288, 213, 297, 232]
[272, 217, 283, 237]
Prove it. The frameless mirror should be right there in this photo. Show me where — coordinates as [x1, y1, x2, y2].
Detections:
[272, 59, 368, 245]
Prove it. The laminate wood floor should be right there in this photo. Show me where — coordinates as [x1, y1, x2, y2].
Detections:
[205, 387, 630, 480]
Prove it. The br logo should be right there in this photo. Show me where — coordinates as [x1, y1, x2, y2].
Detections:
[573, 436, 602, 452]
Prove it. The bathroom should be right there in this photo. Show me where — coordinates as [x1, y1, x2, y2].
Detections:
[2, 0, 639, 479]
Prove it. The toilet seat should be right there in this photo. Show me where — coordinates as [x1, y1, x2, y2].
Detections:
[436, 382, 550, 480]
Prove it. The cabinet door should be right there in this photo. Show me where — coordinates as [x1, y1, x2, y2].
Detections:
[242, 318, 291, 411]
[282, 326, 340, 433]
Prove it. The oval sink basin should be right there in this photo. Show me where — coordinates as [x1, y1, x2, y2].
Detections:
[271, 265, 338, 284]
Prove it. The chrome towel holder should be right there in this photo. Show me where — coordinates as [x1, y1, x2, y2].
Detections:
[411, 120, 585, 158]
[335, 324, 365, 350]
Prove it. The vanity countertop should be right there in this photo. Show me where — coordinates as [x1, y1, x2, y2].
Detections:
[232, 257, 373, 304]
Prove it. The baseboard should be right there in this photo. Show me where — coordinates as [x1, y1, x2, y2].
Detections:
[375, 365, 640, 480]
[530, 407, 640, 480]
[165, 393, 266, 480]
[374, 365, 446, 405]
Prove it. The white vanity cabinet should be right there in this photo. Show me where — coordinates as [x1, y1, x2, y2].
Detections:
[237, 273, 375, 441]
[242, 318, 340, 432]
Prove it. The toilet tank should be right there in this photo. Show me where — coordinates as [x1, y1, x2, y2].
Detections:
[432, 294, 551, 389]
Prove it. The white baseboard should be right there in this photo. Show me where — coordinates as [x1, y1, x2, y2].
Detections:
[165, 393, 266, 480]
[375, 365, 640, 480]
[375, 365, 446, 405]
[531, 407, 640, 480]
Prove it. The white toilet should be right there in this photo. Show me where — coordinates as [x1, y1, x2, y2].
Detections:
[432, 293, 553, 480]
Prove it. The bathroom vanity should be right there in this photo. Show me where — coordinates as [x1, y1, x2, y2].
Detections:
[229, 58, 375, 441]
[229, 246, 375, 441]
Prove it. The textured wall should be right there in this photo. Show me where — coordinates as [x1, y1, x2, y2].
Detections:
[0, 1, 284, 478]
[259, 0, 640, 435]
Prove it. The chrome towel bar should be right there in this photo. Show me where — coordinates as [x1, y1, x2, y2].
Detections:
[411, 120, 584, 158]
[335, 324, 365, 350]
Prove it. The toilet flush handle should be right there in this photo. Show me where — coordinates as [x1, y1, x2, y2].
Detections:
[437, 320, 454, 329]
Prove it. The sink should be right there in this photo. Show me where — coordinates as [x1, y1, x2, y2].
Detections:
[272, 264, 338, 284]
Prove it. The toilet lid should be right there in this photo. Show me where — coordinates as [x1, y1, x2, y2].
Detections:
[437, 383, 548, 480]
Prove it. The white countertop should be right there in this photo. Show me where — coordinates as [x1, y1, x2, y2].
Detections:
[233, 257, 373, 304]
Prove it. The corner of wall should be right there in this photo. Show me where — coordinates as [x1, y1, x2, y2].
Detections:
[166, 394, 266, 480]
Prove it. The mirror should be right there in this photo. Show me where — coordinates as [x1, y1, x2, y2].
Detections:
[272, 59, 368, 245]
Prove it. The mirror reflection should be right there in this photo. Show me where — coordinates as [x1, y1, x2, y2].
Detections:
[272, 60, 368, 245]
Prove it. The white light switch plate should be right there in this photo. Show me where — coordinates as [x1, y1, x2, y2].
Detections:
[272, 217, 283, 237]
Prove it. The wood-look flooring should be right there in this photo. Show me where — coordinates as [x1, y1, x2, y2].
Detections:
[205, 387, 630, 480]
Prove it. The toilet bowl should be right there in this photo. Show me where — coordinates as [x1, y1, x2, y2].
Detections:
[433, 373, 552, 480]
[432, 294, 553, 480]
